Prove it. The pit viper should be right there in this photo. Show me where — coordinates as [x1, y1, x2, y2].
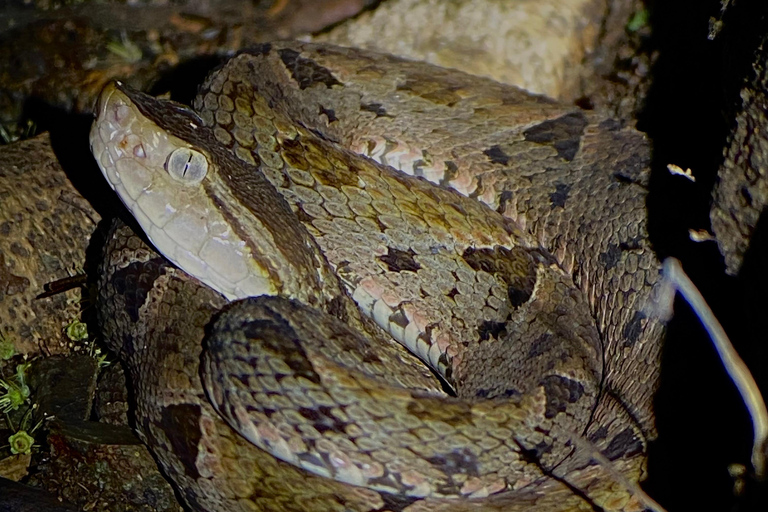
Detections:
[90, 42, 665, 511]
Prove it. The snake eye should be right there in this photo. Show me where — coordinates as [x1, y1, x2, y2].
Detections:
[166, 147, 208, 185]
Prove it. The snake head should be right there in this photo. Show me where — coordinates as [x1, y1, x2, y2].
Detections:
[89, 81, 280, 300]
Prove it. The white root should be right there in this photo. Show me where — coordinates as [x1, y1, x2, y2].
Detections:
[662, 257, 767, 480]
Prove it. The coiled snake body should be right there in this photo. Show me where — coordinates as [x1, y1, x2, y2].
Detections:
[91, 42, 665, 511]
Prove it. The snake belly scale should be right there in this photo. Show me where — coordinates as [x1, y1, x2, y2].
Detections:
[90, 42, 665, 511]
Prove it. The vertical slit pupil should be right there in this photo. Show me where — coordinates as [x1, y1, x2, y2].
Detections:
[183, 153, 193, 177]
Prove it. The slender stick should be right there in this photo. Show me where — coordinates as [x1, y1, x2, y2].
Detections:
[663, 257, 767, 479]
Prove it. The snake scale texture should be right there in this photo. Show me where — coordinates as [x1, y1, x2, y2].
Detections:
[91, 42, 665, 511]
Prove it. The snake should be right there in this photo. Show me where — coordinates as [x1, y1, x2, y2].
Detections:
[88, 41, 665, 511]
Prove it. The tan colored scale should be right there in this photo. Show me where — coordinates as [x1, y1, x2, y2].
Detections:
[90, 42, 665, 511]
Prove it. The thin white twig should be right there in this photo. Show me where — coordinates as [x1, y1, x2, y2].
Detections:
[663, 257, 767, 479]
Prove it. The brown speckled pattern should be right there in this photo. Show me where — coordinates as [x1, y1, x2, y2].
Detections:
[0, 133, 101, 354]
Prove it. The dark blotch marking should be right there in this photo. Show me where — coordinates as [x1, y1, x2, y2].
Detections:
[540, 375, 585, 418]
[160, 404, 203, 479]
[241, 316, 322, 385]
[443, 160, 459, 181]
[497, 190, 514, 214]
[361, 103, 391, 118]
[598, 118, 623, 131]
[360, 349, 383, 365]
[379, 247, 421, 273]
[741, 186, 753, 207]
[574, 96, 594, 110]
[598, 243, 622, 270]
[609, 140, 652, 186]
[622, 311, 645, 347]
[389, 309, 409, 328]
[297, 452, 325, 469]
[588, 425, 609, 443]
[0, 253, 28, 295]
[477, 387, 520, 399]
[277, 48, 342, 90]
[549, 183, 571, 209]
[426, 448, 479, 477]
[110, 258, 170, 322]
[611, 172, 636, 185]
[523, 112, 587, 161]
[327, 293, 350, 324]
[527, 333, 557, 358]
[283, 136, 358, 187]
[462, 246, 536, 307]
[520, 438, 553, 463]
[10, 242, 28, 257]
[318, 105, 337, 123]
[507, 285, 531, 307]
[377, 493, 420, 511]
[247, 43, 272, 56]
[478, 320, 507, 341]
[604, 427, 644, 460]
[483, 145, 511, 165]
[297, 406, 346, 434]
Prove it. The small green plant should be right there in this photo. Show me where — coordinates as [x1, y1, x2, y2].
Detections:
[64, 315, 111, 368]
[3, 403, 42, 456]
[0, 363, 30, 414]
[65, 318, 89, 342]
[91, 345, 110, 369]
[8, 430, 34, 455]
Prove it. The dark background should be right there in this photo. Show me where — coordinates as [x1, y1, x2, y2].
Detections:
[640, 0, 768, 511]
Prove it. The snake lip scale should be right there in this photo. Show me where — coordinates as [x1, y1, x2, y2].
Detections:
[90, 41, 666, 511]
